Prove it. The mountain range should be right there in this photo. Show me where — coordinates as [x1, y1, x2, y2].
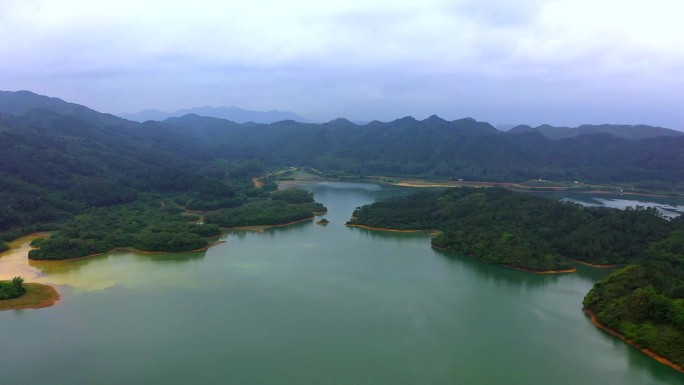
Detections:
[119, 105, 307, 123]
[1, 89, 683, 201]
[2, 89, 684, 234]
[509, 123, 683, 140]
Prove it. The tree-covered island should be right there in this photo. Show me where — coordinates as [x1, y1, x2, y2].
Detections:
[347, 187, 684, 370]
[0, 276, 60, 311]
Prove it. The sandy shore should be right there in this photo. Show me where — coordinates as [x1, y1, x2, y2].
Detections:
[370, 177, 684, 199]
[0, 233, 50, 282]
[584, 309, 684, 374]
[0, 283, 60, 311]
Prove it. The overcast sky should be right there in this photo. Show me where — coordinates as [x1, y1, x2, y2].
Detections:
[1, 0, 682, 128]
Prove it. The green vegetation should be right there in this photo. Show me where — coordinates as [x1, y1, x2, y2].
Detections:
[509, 123, 684, 141]
[0, 282, 59, 311]
[271, 188, 315, 204]
[584, 230, 684, 367]
[348, 187, 684, 366]
[27, 187, 326, 260]
[163, 114, 684, 191]
[0, 240, 8, 252]
[28, 200, 221, 260]
[0, 277, 26, 300]
[1, 90, 683, 368]
[206, 188, 326, 227]
[347, 188, 680, 271]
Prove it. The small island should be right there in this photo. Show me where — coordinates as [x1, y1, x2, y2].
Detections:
[316, 218, 330, 225]
[0, 277, 60, 311]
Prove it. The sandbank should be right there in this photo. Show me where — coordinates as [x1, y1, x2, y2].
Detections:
[0, 283, 60, 311]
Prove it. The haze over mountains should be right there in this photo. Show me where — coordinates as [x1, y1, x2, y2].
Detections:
[119, 106, 307, 123]
[2, 88, 684, 238]
[1, 90, 683, 193]
[510, 124, 683, 140]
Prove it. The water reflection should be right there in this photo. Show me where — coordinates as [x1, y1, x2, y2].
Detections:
[431, 248, 566, 289]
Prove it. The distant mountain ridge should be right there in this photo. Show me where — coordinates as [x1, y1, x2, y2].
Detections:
[509, 123, 683, 140]
[119, 106, 307, 123]
[1, 89, 683, 191]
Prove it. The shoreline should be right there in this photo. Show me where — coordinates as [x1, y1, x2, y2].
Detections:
[430, 245, 577, 274]
[364, 177, 684, 199]
[584, 308, 684, 374]
[30, 240, 228, 263]
[345, 225, 577, 274]
[345, 223, 421, 233]
[0, 283, 60, 311]
[226, 217, 315, 231]
[562, 256, 617, 269]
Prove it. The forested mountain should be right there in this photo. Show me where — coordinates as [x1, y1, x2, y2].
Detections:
[2, 88, 684, 240]
[163, 114, 684, 187]
[2, 90, 684, 195]
[0, 93, 269, 240]
[120, 106, 307, 123]
[509, 123, 683, 140]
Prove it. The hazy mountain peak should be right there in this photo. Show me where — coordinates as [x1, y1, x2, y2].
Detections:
[424, 114, 446, 123]
[327, 118, 356, 126]
[119, 105, 307, 123]
[509, 123, 683, 140]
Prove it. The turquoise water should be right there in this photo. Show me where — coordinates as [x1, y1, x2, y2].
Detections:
[1, 182, 683, 384]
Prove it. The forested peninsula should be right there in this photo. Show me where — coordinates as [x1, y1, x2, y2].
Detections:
[26, 187, 325, 261]
[347, 187, 684, 370]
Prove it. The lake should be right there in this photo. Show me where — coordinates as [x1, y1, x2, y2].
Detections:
[1, 182, 683, 385]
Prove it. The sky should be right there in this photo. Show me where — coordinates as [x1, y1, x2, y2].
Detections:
[1, 0, 683, 128]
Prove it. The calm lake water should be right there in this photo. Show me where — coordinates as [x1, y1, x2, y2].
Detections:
[1, 182, 683, 385]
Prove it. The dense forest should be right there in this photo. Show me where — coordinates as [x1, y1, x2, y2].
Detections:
[347, 187, 684, 367]
[26, 187, 325, 260]
[27, 200, 220, 260]
[0, 91, 326, 256]
[1, 89, 683, 245]
[205, 188, 326, 227]
[347, 188, 681, 270]
[584, 230, 684, 368]
[0, 277, 26, 300]
[161, 114, 684, 190]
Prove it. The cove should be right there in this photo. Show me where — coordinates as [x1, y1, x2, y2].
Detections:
[1, 182, 683, 385]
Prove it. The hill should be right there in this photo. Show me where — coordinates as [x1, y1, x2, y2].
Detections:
[1, 88, 683, 229]
[120, 106, 307, 123]
[509, 123, 684, 140]
[163, 114, 684, 188]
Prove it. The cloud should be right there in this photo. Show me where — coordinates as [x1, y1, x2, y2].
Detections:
[0, 0, 682, 128]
